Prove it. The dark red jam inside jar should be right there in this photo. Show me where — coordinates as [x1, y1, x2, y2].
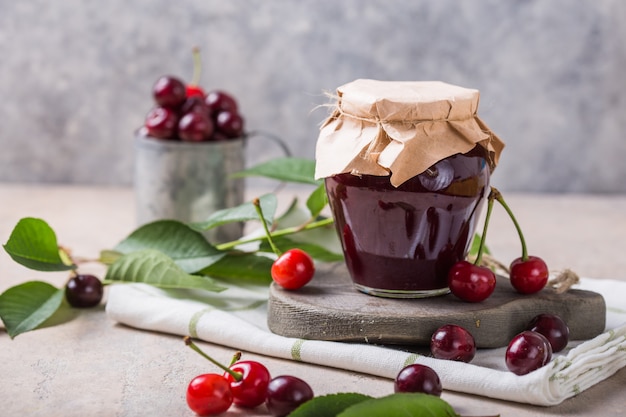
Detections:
[325, 146, 490, 298]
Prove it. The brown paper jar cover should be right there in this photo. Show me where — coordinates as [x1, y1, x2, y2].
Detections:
[315, 79, 505, 187]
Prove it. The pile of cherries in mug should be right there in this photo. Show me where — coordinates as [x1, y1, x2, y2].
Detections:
[139, 49, 245, 142]
[141, 76, 244, 142]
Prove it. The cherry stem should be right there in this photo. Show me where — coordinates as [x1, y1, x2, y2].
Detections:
[58, 245, 77, 268]
[71, 256, 103, 264]
[229, 351, 242, 367]
[474, 190, 496, 266]
[492, 187, 528, 261]
[251, 197, 282, 256]
[191, 46, 202, 86]
[183, 336, 243, 381]
[215, 217, 334, 251]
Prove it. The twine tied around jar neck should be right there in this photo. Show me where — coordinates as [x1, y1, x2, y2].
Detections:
[333, 104, 479, 171]
[331, 100, 477, 126]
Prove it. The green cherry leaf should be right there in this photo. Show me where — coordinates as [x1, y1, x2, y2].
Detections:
[104, 249, 227, 292]
[306, 182, 329, 218]
[275, 197, 300, 224]
[290, 393, 374, 417]
[337, 393, 459, 417]
[0, 281, 65, 338]
[232, 157, 320, 185]
[190, 193, 278, 232]
[468, 233, 490, 258]
[2, 217, 75, 271]
[113, 220, 225, 274]
[200, 252, 274, 284]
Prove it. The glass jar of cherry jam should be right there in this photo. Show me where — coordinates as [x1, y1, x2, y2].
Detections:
[315, 79, 504, 298]
[325, 146, 490, 298]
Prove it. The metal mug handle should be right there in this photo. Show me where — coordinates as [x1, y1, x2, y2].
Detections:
[240, 130, 294, 192]
[243, 129, 293, 157]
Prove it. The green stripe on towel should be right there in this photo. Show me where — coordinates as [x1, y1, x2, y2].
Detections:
[291, 339, 305, 361]
[189, 307, 214, 338]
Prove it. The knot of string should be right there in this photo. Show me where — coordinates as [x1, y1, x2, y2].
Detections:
[332, 105, 475, 125]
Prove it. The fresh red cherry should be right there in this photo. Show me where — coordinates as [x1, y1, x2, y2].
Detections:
[266, 375, 314, 417]
[448, 261, 496, 302]
[447, 189, 496, 303]
[178, 112, 214, 142]
[505, 331, 553, 375]
[186, 47, 206, 99]
[205, 90, 239, 114]
[186, 373, 233, 416]
[527, 313, 569, 353]
[253, 200, 315, 291]
[144, 106, 179, 139]
[184, 338, 270, 409]
[65, 274, 103, 308]
[430, 324, 476, 363]
[394, 364, 442, 396]
[186, 84, 205, 98]
[152, 75, 187, 108]
[223, 360, 271, 408]
[491, 189, 548, 294]
[271, 248, 315, 290]
[509, 256, 549, 294]
[215, 110, 245, 138]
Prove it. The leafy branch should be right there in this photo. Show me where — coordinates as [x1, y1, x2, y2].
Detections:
[0, 157, 340, 338]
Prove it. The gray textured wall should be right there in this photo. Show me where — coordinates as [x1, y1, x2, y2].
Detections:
[1, 0, 625, 193]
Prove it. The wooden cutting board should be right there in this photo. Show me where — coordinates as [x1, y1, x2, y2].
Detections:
[267, 262, 606, 348]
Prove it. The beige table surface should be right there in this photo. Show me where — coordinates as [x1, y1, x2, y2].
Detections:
[1, 183, 625, 416]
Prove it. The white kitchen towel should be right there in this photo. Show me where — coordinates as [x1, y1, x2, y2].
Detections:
[105, 278, 626, 407]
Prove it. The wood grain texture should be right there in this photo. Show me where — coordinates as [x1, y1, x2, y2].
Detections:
[268, 263, 606, 348]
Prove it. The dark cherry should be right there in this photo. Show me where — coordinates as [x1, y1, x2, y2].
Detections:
[527, 313, 569, 353]
[135, 126, 150, 137]
[505, 330, 553, 375]
[509, 256, 549, 294]
[152, 75, 187, 108]
[430, 324, 476, 363]
[178, 112, 214, 142]
[211, 131, 230, 142]
[215, 110, 245, 138]
[205, 90, 238, 114]
[65, 274, 104, 308]
[180, 96, 210, 116]
[447, 261, 496, 303]
[223, 360, 271, 408]
[144, 106, 179, 139]
[265, 375, 313, 417]
[394, 364, 442, 396]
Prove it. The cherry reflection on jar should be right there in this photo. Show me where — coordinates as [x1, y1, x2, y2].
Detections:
[325, 146, 490, 298]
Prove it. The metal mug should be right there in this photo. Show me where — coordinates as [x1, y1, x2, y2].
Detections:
[134, 134, 246, 243]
